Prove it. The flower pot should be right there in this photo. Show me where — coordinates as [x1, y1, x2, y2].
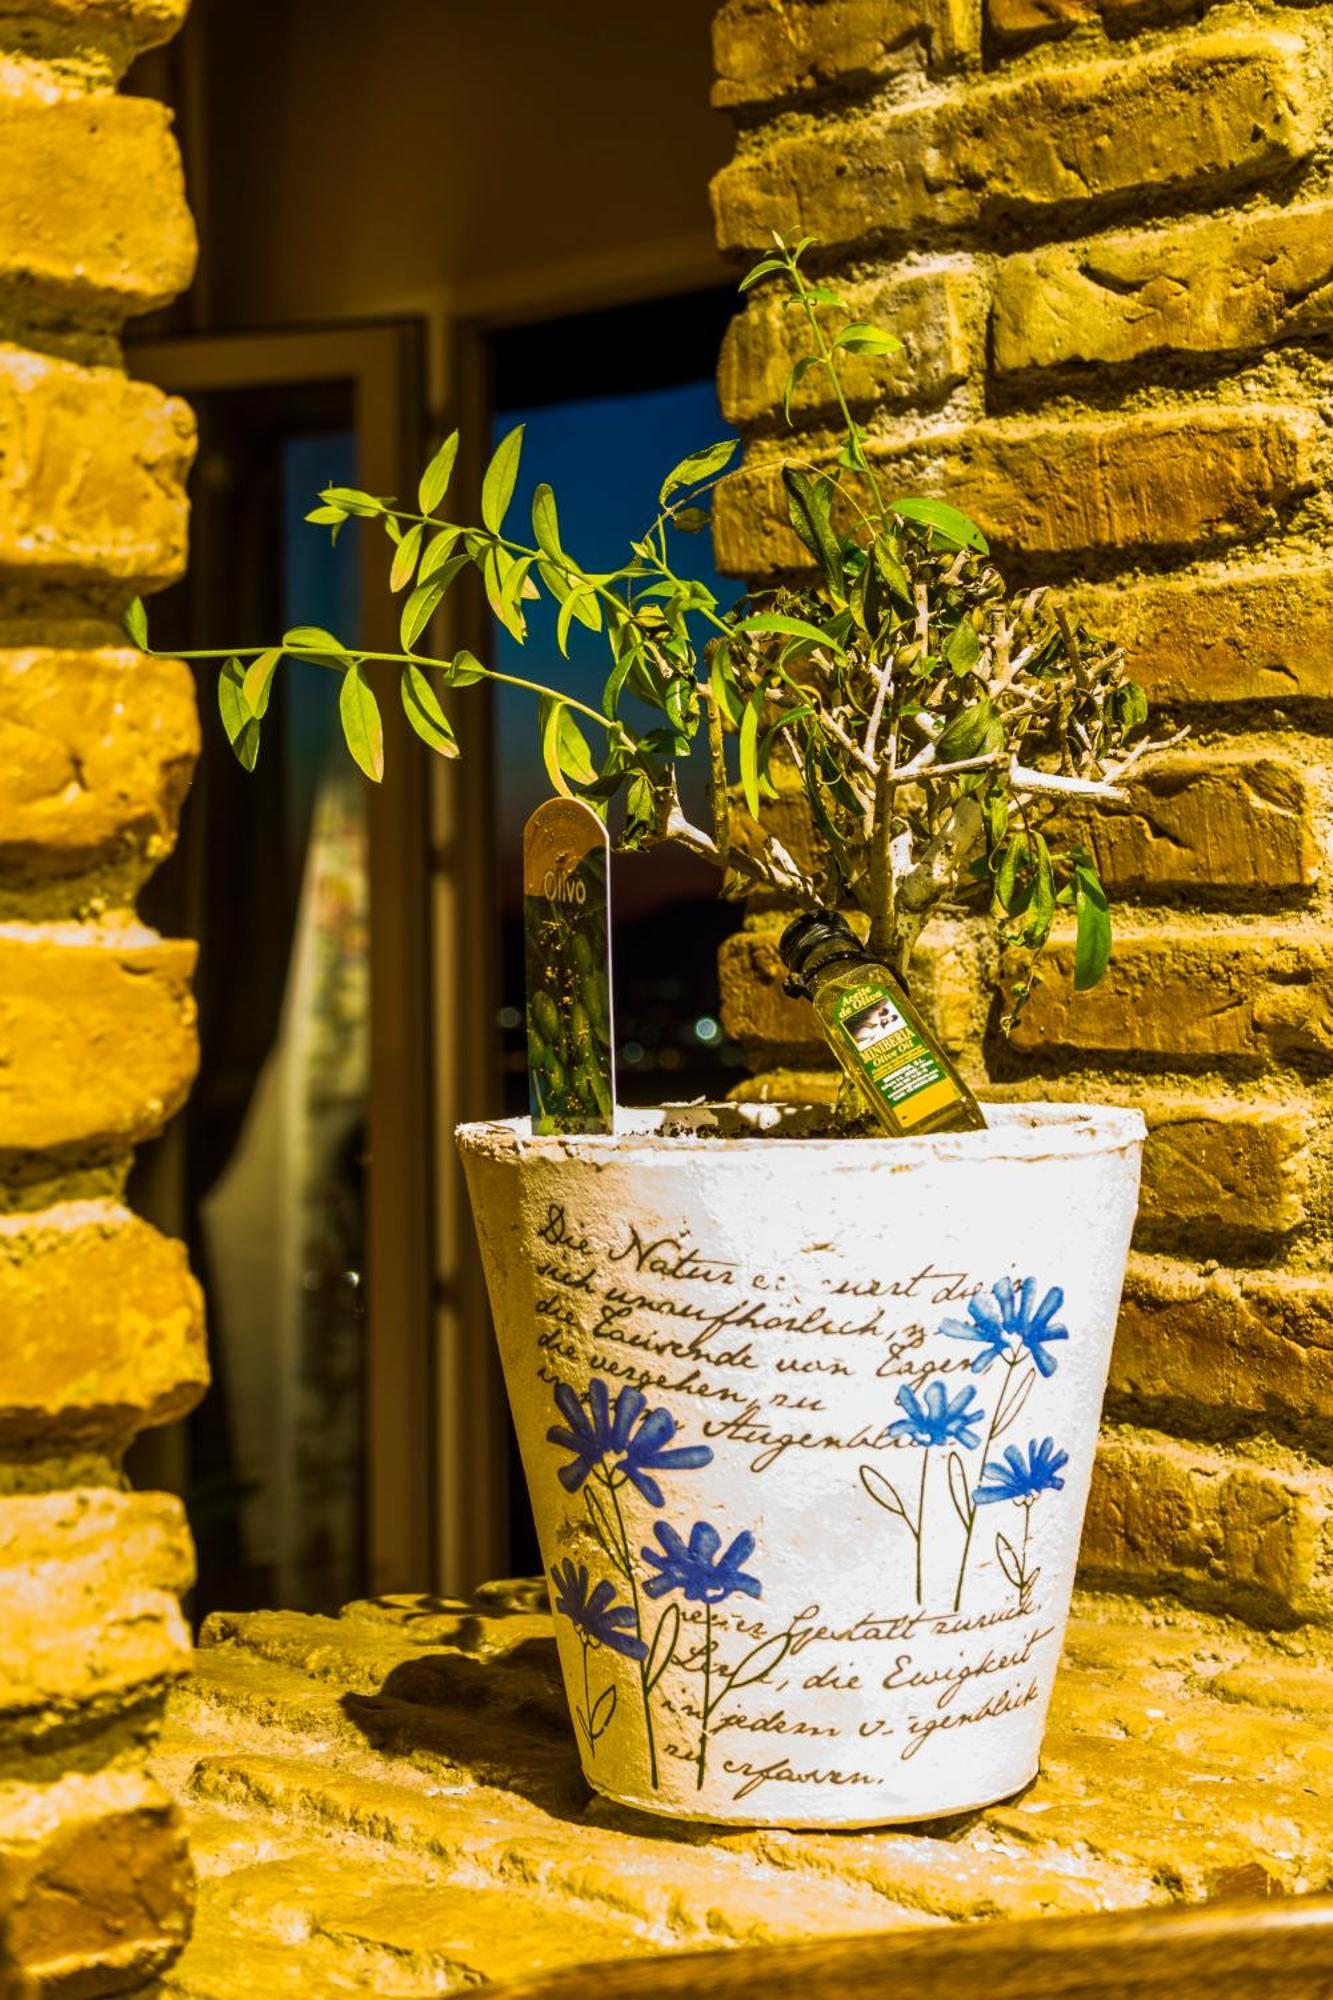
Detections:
[457, 1100, 1144, 1828]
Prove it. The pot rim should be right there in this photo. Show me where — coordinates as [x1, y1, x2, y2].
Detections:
[456, 1099, 1146, 1164]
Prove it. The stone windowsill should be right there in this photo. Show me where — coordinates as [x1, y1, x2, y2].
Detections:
[152, 1584, 1332, 1996]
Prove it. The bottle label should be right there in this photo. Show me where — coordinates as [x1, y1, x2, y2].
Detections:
[832, 979, 962, 1131]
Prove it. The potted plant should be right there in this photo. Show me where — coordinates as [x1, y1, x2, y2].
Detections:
[127, 235, 1167, 1828]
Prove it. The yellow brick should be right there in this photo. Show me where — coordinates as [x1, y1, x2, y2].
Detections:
[1071, 564, 1333, 706]
[0, 346, 194, 592]
[720, 264, 979, 426]
[0, 926, 197, 1154]
[1061, 751, 1317, 895]
[1137, 1098, 1310, 1236]
[0, 1769, 191, 1994]
[995, 200, 1333, 375]
[0, 0, 188, 63]
[712, 31, 1318, 253]
[1008, 926, 1333, 1064]
[1114, 1255, 1333, 1428]
[0, 1204, 206, 1449]
[0, 649, 198, 893]
[714, 406, 1315, 575]
[987, 0, 1220, 45]
[0, 1488, 192, 1722]
[712, 0, 979, 108]
[978, 1078, 1311, 1236]
[1082, 1430, 1331, 1621]
[0, 95, 195, 327]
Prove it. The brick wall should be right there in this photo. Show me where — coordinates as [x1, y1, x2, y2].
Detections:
[710, 0, 1333, 1631]
[0, 1, 202, 1991]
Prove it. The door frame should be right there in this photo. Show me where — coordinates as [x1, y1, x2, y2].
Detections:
[129, 321, 440, 1597]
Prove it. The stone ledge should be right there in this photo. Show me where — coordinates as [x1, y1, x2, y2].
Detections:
[154, 1588, 1333, 1995]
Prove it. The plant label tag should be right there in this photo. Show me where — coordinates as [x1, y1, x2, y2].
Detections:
[523, 797, 615, 1136]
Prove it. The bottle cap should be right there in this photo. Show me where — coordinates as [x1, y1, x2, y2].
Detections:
[778, 909, 865, 996]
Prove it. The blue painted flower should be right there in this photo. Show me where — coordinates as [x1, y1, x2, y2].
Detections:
[546, 1379, 713, 1501]
[941, 1277, 1069, 1378]
[887, 1378, 986, 1450]
[640, 1521, 762, 1604]
[550, 1558, 648, 1659]
[973, 1436, 1069, 1506]
[618, 1403, 715, 1507]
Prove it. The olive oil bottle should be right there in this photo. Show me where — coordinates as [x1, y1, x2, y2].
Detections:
[779, 911, 987, 1137]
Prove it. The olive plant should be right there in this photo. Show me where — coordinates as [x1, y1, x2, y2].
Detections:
[125, 234, 1172, 1012]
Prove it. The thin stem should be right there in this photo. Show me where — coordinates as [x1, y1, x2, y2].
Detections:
[606, 1474, 658, 1789]
[580, 1637, 593, 1752]
[696, 1599, 713, 1791]
[153, 642, 622, 739]
[953, 1356, 1015, 1614]
[868, 761, 895, 964]
[783, 253, 891, 523]
[915, 1448, 929, 1607]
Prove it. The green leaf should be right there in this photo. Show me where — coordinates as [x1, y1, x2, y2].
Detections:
[304, 503, 347, 526]
[417, 431, 459, 514]
[320, 486, 381, 518]
[659, 437, 738, 507]
[484, 546, 527, 642]
[782, 354, 820, 424]
[993, 832, 1028, 916]
[708, 640, 744, 730]
[218, 658, 259, 771]
[390, 521, 424, 593]
[419, 525, 463, 580]
[739, 688, 765, 819]
[339, 665, 384, 781]
[873, 536, 912, 607]
[531, 483, 562, 560]
[944, 615, 982, 677]
[735, 612, 844, 659]
[673, 505, 710, 534]
[889, 496, 988, 554]
[832, 322, 903, 357]
[738, 256, 786, 291]
[1074, 861, 1112, 990]
[445, 648, 485, 687]
[241, 648, 282, 719]
[282, 625, 345, 655]
[401, 665, 459, 758]
[123, 598, 148, 649]
[481, 423, 524, 534]
[400, 553, 468, 651]
[1023, 833, 1056, 948]
[538, 697, 596, 797]
[935, 699, 995, 764]
[1115, 680, 1149, 731]
[556, 584, 601, 656]
[781, 467, 843, 599]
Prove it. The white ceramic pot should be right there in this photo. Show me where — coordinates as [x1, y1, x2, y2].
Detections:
[457, 1101, 1143, 1828]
